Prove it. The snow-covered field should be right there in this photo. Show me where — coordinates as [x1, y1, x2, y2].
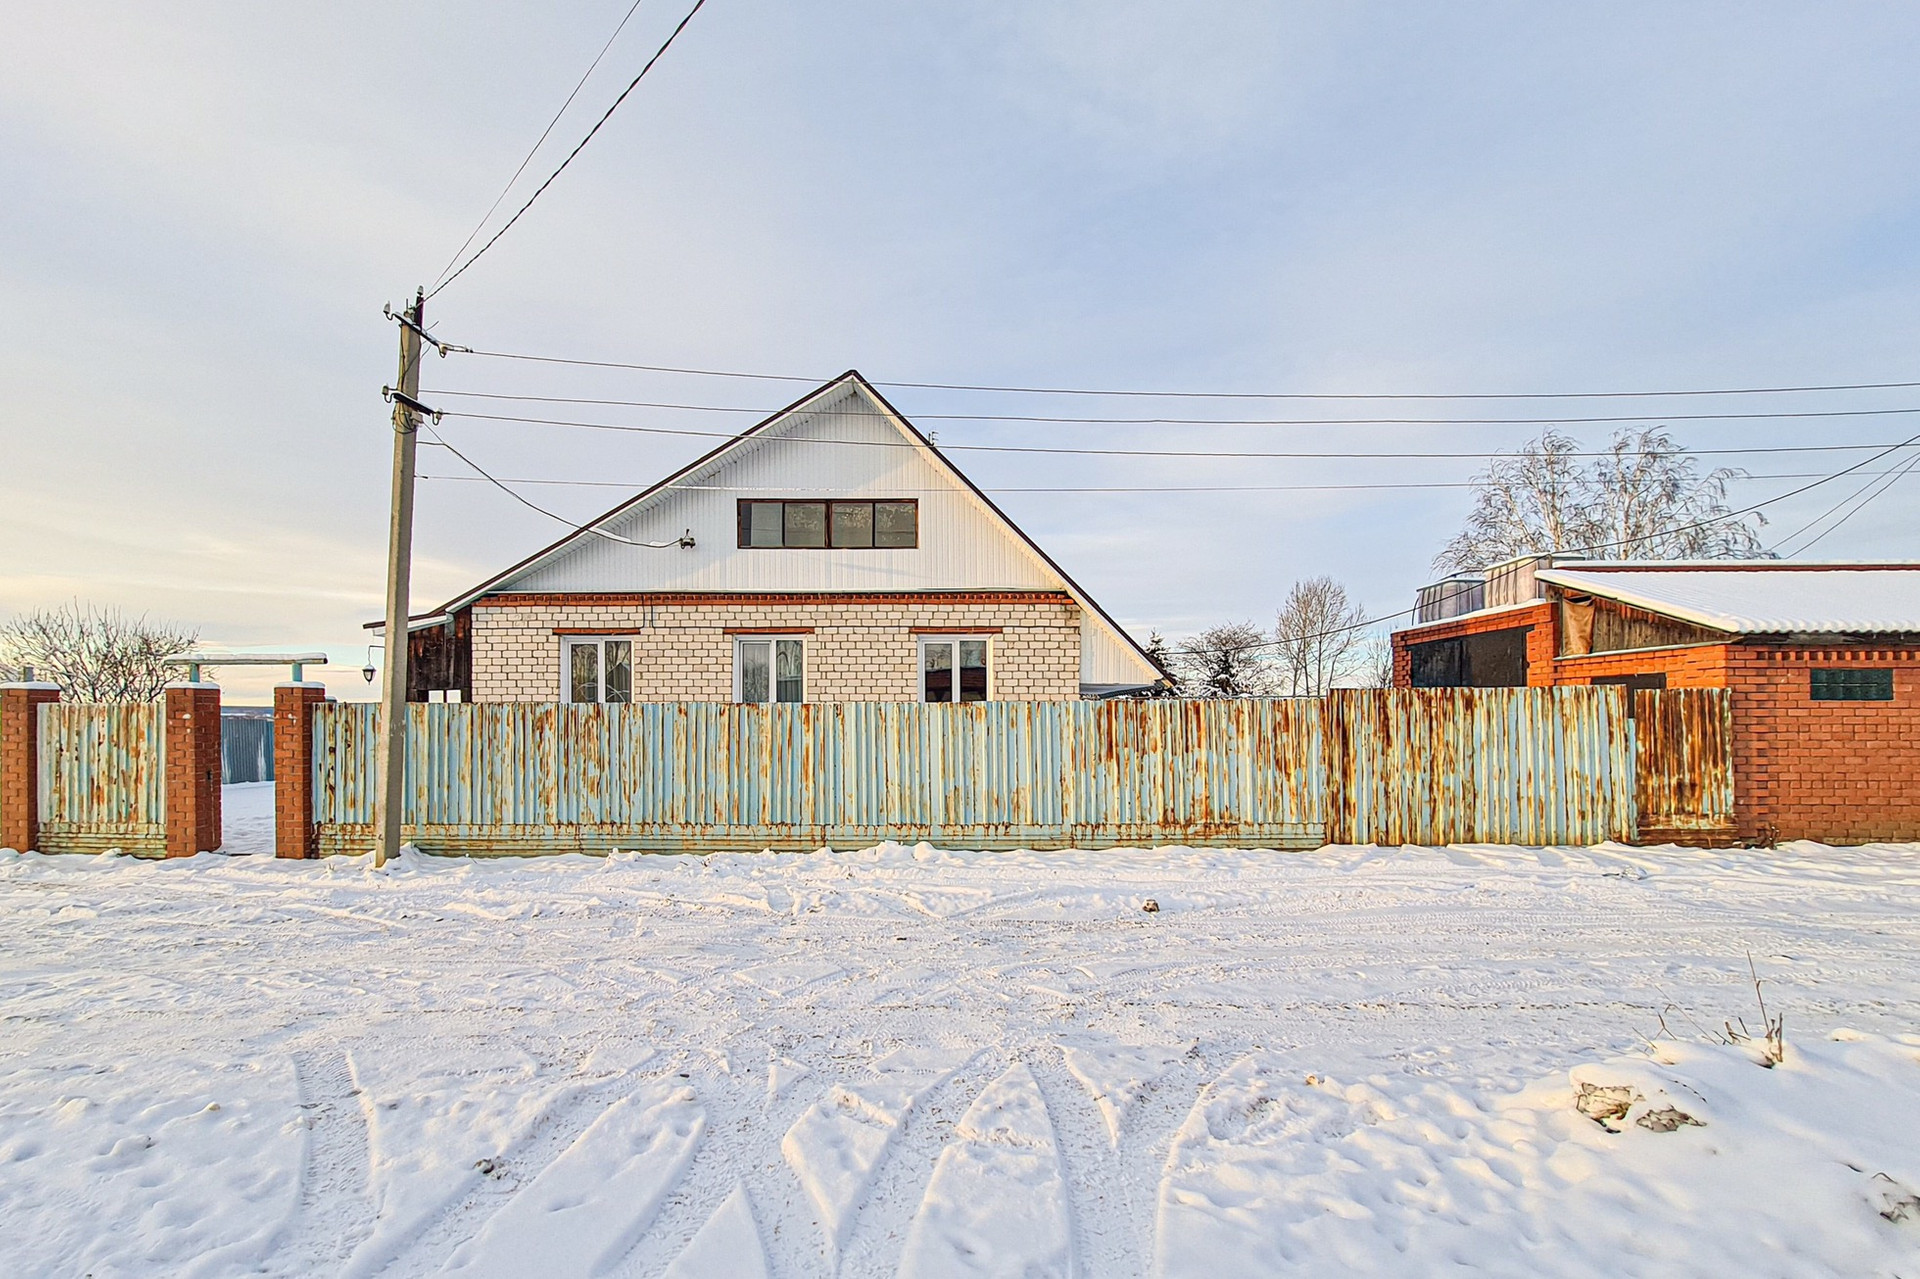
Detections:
[2, 824, 1918, 1277]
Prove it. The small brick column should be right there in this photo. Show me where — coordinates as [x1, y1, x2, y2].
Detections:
[274, 683, 327, 859]
[165, 683, 222, 857]
[1, 683, 62, 852]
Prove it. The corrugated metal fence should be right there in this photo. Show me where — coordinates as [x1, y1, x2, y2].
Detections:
[311, 688, 1729, 855]
[37, 703, 167, 855]
[221, 714, 274, 784]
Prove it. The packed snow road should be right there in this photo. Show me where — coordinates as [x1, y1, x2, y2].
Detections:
[2, 839, 1917, 1277]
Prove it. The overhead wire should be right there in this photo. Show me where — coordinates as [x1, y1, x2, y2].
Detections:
[1184, 428, 1920, 656]
[429, 0, 650, 294]
[420, 428, 690, 547]
[1771, 444, 1920, 557]
[436, 408, 1918, 462]
[453, 348, 1920, 402]
[421, 388, 1920, 428]
[414, 469, 1918, 494]
[427, 0, 710, 301]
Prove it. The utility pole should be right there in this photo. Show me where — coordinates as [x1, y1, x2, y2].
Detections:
[376, 289, 425, 869]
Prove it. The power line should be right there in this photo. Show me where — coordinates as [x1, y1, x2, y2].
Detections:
[1790, 452, 1920, 556]
[1770, 444, 1920, 557]
[1188, 429, 1920, 657]
[437, 409, 1916, 462]
[422, 388, 1920, 428]
[415, 469, 1915, 494]
[430, 0, 650, 293]
[421, 427, 692, 548]
[427, 0, 710, 301]
[457, 347, 1920, 402]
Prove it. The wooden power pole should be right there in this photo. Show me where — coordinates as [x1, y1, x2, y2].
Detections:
[376, 289, 425, 869]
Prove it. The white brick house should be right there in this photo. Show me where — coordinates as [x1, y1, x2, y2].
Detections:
[390, 372, 1166, 704]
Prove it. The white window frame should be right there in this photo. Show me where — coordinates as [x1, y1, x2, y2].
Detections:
[733, 635, 807, 704]
[918, 635, 992, 703]
[561, 636, 638, 704]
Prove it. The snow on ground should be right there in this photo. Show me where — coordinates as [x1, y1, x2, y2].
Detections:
[1, 839, 1918, 1277]
[221, 781, 276, 855]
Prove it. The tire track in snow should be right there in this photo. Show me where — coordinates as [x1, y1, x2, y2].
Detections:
[276, 1049, 376, 1276]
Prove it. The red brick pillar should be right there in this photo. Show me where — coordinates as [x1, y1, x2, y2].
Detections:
[274, 683, 327, 859]
[165, 683, 222, 857]
[1, 683, 61, 852]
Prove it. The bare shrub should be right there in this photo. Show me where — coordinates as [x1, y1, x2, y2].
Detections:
[0, 604, 198, 702]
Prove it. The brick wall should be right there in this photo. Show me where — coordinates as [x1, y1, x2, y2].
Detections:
[1390, 603, 1556, 687]
[1726, 645, 1920, 844]
[0, 684, 60, 852]
[164, 683, 222, 856]
[1550, 644, 1731, 688]
[470, 593, 1083, 702]
[274, 683, 328, 859]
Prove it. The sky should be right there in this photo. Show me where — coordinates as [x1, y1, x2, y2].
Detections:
[4, 1, 1919, 702]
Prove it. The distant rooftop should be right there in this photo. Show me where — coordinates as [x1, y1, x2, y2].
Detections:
[1535, 562, 1920, 634]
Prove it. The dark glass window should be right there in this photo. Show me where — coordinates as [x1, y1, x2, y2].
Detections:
[830, 502, 873, 547]
[1407, 627, 1531, 688]
[739, 501, 783, 547]
[922, 638, 989, 703]
[875, 501, 918, 548]
[1809, 668, 1893, 701]
[737, 499, 919, 548]
[1592, 673, 1666, 693]
[784, 502, 828, 548]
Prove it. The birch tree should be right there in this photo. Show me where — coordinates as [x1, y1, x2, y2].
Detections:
[1272, 577, 1370, 695]
[1435, 428, 1765, 572]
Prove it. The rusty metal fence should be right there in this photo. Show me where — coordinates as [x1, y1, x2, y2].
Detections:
[37, 703, 167, 855]
[1631, 689, 1736, 842]
[310, 688, 1730, 855]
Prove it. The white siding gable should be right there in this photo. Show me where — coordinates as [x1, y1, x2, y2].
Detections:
[503, 381, 1057, 593]
[455, 375, 1162, 689]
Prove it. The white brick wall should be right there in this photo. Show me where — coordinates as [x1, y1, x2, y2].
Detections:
[470, 597, 1082, 702]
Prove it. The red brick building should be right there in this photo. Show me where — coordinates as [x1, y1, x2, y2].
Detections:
[1392, 558, 1920, 844]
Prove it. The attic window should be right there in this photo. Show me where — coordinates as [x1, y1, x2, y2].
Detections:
[738, 499, 917, 549]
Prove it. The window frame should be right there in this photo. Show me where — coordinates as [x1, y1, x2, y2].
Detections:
[737, 498, 918, 549]
[1808, 667, 1894, 702]
[918, 635, 992, 704]
[733, 634, 808, 704]
[560, 636, 638, 704]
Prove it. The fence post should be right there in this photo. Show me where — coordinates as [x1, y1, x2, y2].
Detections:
[1, 682, 62, 852]
[274, 683, 327, 858]
[165, 683, 222, 857]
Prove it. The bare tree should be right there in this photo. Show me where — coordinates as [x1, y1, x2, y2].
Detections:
[0, 604, 198, 702]
[1435, 428, 1766, 572]
[1175, 622, 1274, 698]
[1355, 635, 1395, 688]
[1272, 576, 1370, 695]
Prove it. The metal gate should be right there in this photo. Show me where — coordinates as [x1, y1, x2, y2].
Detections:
[37, 704, 167, 854]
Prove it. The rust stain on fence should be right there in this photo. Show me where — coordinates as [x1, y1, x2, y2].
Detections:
[314, 698, 1328, 855]
[312, 690, 1725, 856]
[37, 703, 166, 855]
[1321, 687, 1636, 847]
[1632, 689, 1735, 843]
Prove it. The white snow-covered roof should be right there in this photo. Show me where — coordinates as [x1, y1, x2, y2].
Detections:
[1534, 563, 1920, 634]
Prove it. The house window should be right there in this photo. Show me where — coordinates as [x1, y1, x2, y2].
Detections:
[1592, 673, 1667, 693]
[921, 637, 989, 703]
[1809, 668, 1894, 701]
[738, 499, 918, 548]
[736, 637, 805, 703]
[564, 638, 634, 703]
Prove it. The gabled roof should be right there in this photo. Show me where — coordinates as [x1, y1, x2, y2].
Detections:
[1535, 562, 1920, 634]
[429, 371, 1167, 680]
